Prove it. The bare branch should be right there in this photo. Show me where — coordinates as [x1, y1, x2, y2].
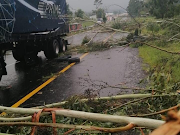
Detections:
[131, 104, 180, 117]
[0, 122, 135, 133]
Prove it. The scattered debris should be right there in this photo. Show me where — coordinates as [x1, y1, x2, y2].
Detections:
[37, 92, 43, 95]
[68, 57, 81, 64]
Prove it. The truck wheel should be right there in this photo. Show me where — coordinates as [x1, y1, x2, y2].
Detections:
[44, 39, 60, 59]
[59, 39, 67, 52]
[0, 63, 3, 81]
[12, 50, 25, 61]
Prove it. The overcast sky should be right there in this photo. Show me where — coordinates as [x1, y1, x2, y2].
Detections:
[66, 0, 130, 12]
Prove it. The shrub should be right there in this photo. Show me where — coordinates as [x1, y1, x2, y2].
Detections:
[112, 22, 122, 29]
[147, 22, 160, 34]
[82, 36, 91, 45]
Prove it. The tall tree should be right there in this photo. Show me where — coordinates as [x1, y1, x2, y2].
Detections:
[94, 0, 102, 9]
[66, 4, 73, 16]
[148, 0, 179, 18]
[75, 9, 84, 19]
[96, 8, 104, 18]
[96, 8, 106, 23]
[127, 0, 143, 16]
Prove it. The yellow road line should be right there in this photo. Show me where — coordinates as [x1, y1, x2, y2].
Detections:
[11, 53, 89, 108]
[80, 53, 88, 60]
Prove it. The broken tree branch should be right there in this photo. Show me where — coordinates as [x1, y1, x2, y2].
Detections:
[167, 33, 180, 42]
[109, 97, 149, 111]
[136, 41, 180, 55]
[75, 17, 130, 33]
[162, 20, 180, 29]
[0, 106, 164, 129]
[131, 104, 180, 117]
[34, 94, 153, 109]
[85, 32, 99, 45]
[0, 122, 135, 133]
[103, 32, 116, 45]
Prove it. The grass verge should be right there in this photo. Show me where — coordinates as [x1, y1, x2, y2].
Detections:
[136, 16, 180, 91]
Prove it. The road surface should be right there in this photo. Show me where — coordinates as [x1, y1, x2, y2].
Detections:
[0, 31, 145, 109]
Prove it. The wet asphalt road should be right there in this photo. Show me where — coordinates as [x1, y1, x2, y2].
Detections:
[0, 51, 69, 107]
[0, 32, 145, 108]
[24, 47, 145, 107]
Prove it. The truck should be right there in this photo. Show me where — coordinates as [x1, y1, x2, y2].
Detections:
[0, 0, 70, 80]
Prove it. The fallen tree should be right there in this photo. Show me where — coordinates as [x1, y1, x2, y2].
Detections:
[0, 106, 164, 130]
[34, 93, 153, 109]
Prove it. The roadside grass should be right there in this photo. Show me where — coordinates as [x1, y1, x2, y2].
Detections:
[139, 41, 180, 83]
[136, 16, 180, 90]
[82, 21, 94, 28]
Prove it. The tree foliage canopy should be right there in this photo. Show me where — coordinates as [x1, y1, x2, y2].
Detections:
[148, 0, 179, 18]
[96, 8, 107, 23]
[127, 0, 180, 18]
[96, 8, 104, 18]
[94, 0, 103, 9]
[75, 9, 84, 19]
[66, 4, 73, 16]
[127, 0, 143, 16]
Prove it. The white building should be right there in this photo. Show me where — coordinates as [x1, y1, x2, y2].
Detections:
[106, 13, 114, 22]
[90, 15, 97, 20]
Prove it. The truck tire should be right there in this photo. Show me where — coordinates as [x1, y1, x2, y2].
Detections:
[0, 62, 3, 81]
[44, 39, 60, 59]
[12, 50, 25, 61]
[59, 39, 67, 52]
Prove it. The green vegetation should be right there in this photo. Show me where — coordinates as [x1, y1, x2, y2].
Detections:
[148, 0, 180, 19]
[131, 16, 180, 91]
[127, 0, 180, 18]
[75, 9, 85, 19]
[96, 8, 107, 23]
[67, 39, 126, 54]
[81, 36, 91, 45]
[127, 0, 144, 16]
[82, 21, 94, 28]
[94, 0, 102, 9]
[66, 4, 73, 17]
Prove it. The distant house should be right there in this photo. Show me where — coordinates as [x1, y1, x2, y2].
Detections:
[106, 13, 114, 22]
[90, 15, 97, 20]
[119, 13, 129, 17]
